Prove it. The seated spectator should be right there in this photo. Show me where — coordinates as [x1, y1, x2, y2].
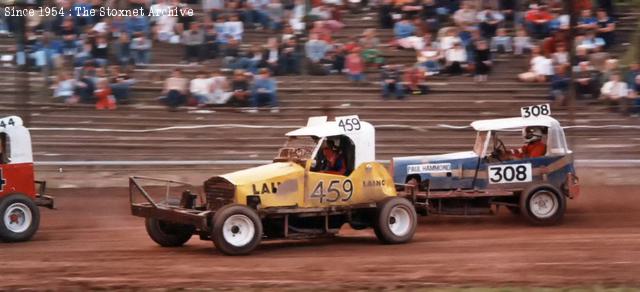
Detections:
[95, 78, 116, 110]
[550, 64, 571, 103]
[309, 4, 344, 32]
[249, 68, 279, 113]
[551, 44, 569, 66]
[439, 27, 462, 51]
[477, 5, 504, 38]
[548, 11, 570, 33]
[381, 64, 405, 100]
[109, 66, 136, 104]
[190, 70, 213, 106]
[453, 1, 478, 30]
[53, 71, 76, 103]
[588, 46, 610, 71]
[360, 29, 384, 68]
[491, 28, 513, 53]
[518, 47, 552, 82]
[421, 0, 442, 33]
[130, 32, 152, 66]
[599, 58, 620, 85]
[474, 40, 492, 82]
[222, 37, 241, 69]
[326, 44, 346, 74]
[182, 23, 205, 64]
[630, 75, 640, 117]
[525, 4, 553, 39]
[310, 21, 333, 43]
[244, 0, 270, 30]
[379, 0, 395, 29]
[31, 32, 63, 71]
[60, 18, 78, 56]
[154, 5, 178, 43]
[263, 38, 281, 75]
[305, 33, 331, 75]
[209, 69, 232, 104]
[625, 62, 640, 90]
[577, 9, 598, 32]
[228, 69, 251, 107]
[393, 16, 416, 44]
[596, 9, 615, 49]
[443, 42, 467, 75]
[92, 36, 109, 67]
[600, 73, 630, 113]
[75, 61, 97, 103]
[266, 0, 285, 32]
[224, 14, 244, 42]
[578, 30, 605, 52]
[280, 37, 302, 75]
[115, 33, 131, 66]
[513, 28, 534, 55]
[161, 68, 189, 110]
[417, 40, 441, 75]
[289, 0, 307, 33]
[404, 65, 429, 95]
[345, 47, 365, 83]
[574, 61, 600, 100]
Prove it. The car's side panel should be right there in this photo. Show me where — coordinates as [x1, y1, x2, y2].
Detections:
[475, 154, 575, 191]
[0, 162, 37, 198]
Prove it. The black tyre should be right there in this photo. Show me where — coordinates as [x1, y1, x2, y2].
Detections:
[373, 197, 417, 244]
[506, 206, 520, 215]
[211, 204, 262, 256]
[519, 185, 566, 226]
[145, 218, 194, 247]
[0, 194, 40, 242]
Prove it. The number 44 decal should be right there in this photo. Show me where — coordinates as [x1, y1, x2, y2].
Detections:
[310, 179, 353, 203]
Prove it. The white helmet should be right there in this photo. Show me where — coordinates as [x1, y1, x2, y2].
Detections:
[524, 127, 544, 143]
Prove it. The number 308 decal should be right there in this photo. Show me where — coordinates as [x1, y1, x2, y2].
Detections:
[310, 179, 354, 203]
[488, 163, 532, 184]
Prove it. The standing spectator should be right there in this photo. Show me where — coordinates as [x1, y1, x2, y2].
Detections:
[474, 40, 492, 82]
[161, 69, 189, 110]
[345, 47, 365, 83]
[574, 61, 600, 100]
[249, 68, 279, 113]
[305, 33, 331, 75]
[190, 70, 213, 106]
[182, 23, 205, 64]
[228, 69, 251, 107]
[381, 65, 405, 100]
[443, 42, 468, 75]
[596, 9, 615, 49]
[95, 79, 116, 110]
[600, 73, 630, 113]
[513, 28, 534, 55]
[130, 32, 152, 66]
[491, 28, 512, 53]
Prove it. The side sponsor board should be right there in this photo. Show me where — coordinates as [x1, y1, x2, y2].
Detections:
[407, 163, 452, 174]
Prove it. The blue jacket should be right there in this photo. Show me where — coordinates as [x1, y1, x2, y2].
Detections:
[252, 77, 277, 94]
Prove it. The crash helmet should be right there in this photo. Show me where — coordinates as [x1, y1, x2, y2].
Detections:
[524, 126, 544, 143]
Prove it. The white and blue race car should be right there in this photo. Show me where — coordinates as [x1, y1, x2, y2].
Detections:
[391, 114, 579, 225]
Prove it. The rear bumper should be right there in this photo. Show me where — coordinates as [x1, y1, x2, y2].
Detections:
[567, 173, 580, 199]
[34, 180, 55, 209]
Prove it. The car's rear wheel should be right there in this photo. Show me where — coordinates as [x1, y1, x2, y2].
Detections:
[0, 194, 40, 242]
[520, 186, 566, 226]
[212, 204, 262, 255]
[374, 197, 417, 244]
[145, 218, 194, 247]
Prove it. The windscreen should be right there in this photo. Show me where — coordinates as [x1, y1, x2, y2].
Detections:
[274, 136, 319, 162]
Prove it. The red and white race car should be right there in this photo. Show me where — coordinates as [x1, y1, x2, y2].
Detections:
[0, 116, 54, 242]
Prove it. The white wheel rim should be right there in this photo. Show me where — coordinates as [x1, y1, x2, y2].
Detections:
[3, 203, 32, 233]
[388, 206, 411, 237]
[529, 191, 559, 219]
[222, 214, 255, 247]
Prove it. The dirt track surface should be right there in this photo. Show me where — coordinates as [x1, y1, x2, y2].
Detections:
[1, 186, 640, 290]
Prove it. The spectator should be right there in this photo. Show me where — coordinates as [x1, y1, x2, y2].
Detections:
[204, 23, 219, 60]
[209, 69, 232, 104]
[305, 33, 331, 75]
[518, 47, 552, 82]
[92, 36, 109, 67]
[266, 0, 285, 32]
[346, 47, 365, 83]
[624, 62, 640, 90]
[600, 73, 630, 113]
[381, 64, 405, 100]
[439, 27, 462, 51]
[360, 29, 384, 68]
[551, 44, 569, 66]
[115, 32, 131, 66]
[75, 61, 97, 103]
[224, 14, 245, 41]
[161, 69, 189, 110]
[280, 37, 302, 75]
[393, 16, 416, 43]
[577, 9, 598, 32]
[109, 66, 136, 104]
[574, 61, 600, 100]
[630, 75, 640, 117]
[263, 37, 281, 75]
[244, 0, 270, 30]
[588, 46, 610, 71]
[474, 40, 492, 82]
[550, 64, 570, 103]
[53, 71, 76, 103]
[417, 39, 441, 75]
[95, 79, 116, 110]
[190, 70, 213, 106]
[130, 32, 152, 66]
[578, 30, 605, 52]
[203, 0, 225, 20]
[524, 4, 552, 39]
[289, 0, 307, 32]
[182, 23, 205, 64]
[443, 42, 468, 75]
[596, 9, 615, 49]
[513, 28, 534, 55]
[222, 37, 242, 69]
[154, 2, 179, 43]
[249, 68, 279, 113]
[453, 1, 478, 30]
[404, 65, 429, 95]
[491, 28, 512, 53]
[228, 69, 251, 107]
[477, 5, 504, 38]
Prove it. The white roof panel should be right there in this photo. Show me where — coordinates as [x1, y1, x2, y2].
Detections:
[470, 116, 560, 131]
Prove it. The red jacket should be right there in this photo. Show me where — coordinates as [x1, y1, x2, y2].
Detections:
[514, 140, 547, 159]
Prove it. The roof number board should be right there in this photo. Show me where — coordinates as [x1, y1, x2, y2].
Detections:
[336, 115, 361, 133]
[521, 104, 551, 119]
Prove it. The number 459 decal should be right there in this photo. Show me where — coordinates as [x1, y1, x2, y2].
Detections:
[310, 179, 353, 203]
[488, 163, 532, 184]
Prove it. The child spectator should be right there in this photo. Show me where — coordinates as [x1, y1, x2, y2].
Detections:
[491, 28, 512, 53]
[161, 69, 189, 111]
[95, 79, 116, 110]
[381, 64, 405, 100]
[345, 47, 365, 83]
[249, 68, 279, 113]
[513, 28, 534, 55]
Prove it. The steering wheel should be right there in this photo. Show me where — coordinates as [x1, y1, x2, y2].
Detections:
[490, 138, 508, 162]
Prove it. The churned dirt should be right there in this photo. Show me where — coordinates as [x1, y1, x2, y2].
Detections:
[1, 186, 639, 290]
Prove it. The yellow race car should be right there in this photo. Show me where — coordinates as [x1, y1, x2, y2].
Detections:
[130, 116, 417, 255]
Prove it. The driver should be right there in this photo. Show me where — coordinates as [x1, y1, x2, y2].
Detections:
[509, 126, 547, 159]
[320, 138, 346, 175]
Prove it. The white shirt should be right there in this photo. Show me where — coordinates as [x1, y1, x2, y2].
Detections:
[224, 21, 244, 41]
[531, 56, 553, 75]
[440, 36, 462, 51]
[601, 81, 629, 99]
[190, 78, 212, 95]
[445, 48, 467, 62]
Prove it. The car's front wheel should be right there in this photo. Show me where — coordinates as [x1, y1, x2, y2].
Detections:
[145, 218, 194, 247]
[374, 197, 417, 244]
[0, 194, 41, 242]
[520, 185, 566, 226]
[211, 204, 262, 255]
